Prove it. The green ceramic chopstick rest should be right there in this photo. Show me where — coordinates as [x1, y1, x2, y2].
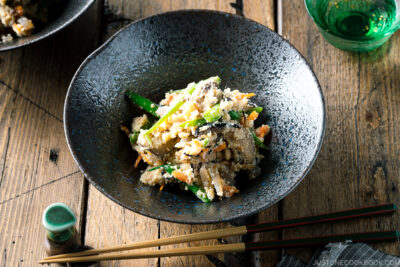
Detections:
[42, 202, 99, 266]
[43, 202, 80, 256]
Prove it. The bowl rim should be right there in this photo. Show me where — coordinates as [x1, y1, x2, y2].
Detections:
[64, 9, 326, 224]
[0, 0, 95, 52]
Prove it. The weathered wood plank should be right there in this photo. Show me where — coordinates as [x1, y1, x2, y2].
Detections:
[0, 94, 80, 203]
[244, 0, 275, 30]
[0, 2, 102, 267]
[0, 1, 101, 202]
[355, 48, 400, 254]
[17, 1, 102, 119]
[280, 0, 400, 262]
[84, 187, 159, 267]
[0, 172, 84, 266]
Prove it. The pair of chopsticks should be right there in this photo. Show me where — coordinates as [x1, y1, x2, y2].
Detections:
[40, 203, 398, 264]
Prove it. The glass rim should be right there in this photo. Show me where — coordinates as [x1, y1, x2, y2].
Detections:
[304, 0, 400, 40]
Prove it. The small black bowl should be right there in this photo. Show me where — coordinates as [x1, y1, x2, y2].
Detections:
[0, 0, 94, 52]
[65, 10, 325, 223]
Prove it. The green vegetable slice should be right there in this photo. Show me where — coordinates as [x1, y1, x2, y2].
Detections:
[126, 91, 159, 118]
[203, 103, 222, 122]
[129, 131, 139, 144]
[180, 118, 206, 128]
[250, 130, 268, 149]
[202, 138, 209, 148]
[228, 110, 241, 120]
[147, 164, 177, 174]
[187, 184, 211, 203]
[247, 107, 263, 114]
[128, 120, 152, 145]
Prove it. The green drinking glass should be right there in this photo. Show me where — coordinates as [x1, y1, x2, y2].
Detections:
[305, 0, 400, 51]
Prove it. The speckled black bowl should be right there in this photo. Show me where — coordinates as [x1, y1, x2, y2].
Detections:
[0, 0, 94, 52]
[65, 10, 325, 223]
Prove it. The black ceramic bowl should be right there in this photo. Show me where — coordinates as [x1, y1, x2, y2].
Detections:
[0, 0, 94, 51]
[65, 10, 325, 223]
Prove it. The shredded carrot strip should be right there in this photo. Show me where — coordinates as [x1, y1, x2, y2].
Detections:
[165, 94, 174, 104]
[141, 153, 153, 165]
[159, 184, 165, 191]
[15, 6, 24, 16]
[223, 185, 239, 197]
[120, 125, 131, 136]
[134, 155, 142, 168]
[214, 143, 226, 152]
[172, 171, 190, 184]
[247, 111, 259, 121]
[256, 125, 270, 139]
[236, 93, 255, 100]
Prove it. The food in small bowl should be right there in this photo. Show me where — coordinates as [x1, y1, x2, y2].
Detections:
[123, 76, 270, 202]
[0, 0, 65, 43]
[0, 0, 94, 51]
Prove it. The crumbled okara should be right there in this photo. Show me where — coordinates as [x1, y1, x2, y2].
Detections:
[1, 33, 12, 43]
[12, 17, 34, 37]
[0, 6, 14, 27]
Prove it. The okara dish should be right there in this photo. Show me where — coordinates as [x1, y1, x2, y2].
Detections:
[122, 76, 270, 202]
[0, 0, 64, 43]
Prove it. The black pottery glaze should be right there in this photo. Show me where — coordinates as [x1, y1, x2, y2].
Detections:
[65, 10, 325, 223]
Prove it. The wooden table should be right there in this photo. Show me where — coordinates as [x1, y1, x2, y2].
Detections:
[1, 0, 399, 266]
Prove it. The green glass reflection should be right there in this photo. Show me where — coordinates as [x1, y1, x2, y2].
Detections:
[305, 0, 400, 51]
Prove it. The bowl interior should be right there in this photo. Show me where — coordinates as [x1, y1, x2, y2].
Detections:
[0, 0, 94, 51]
[65, 10, 325, 223]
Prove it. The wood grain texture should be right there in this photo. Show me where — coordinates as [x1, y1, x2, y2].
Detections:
[0, 172, 84, 266]
[244, 0, 275, 30]
[0, 2, 101, 267]
[84, 187, 159, 267]
[280, 0, 400, 262]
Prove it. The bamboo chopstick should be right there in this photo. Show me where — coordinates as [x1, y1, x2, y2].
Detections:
[43, 203, 397, 260]
[39, 231, 399, 264]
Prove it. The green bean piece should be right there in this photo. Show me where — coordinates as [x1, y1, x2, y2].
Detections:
[228, 110, 241, 120]
[247, 107, 263, 115]
[129, 131, 139, 144]
[128, 119, 152, 145]
[250, 130, 268, 149]
[180, 118, 206, 128]
[187, 184, 211, 203]
[126, 91, 160, 118]
[202, 138, 209, 147]
[147, 164, 177, 174]
[203, 103, 222, 122]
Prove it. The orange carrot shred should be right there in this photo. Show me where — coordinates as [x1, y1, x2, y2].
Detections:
[120, 125, 131, 136]
[247, 111, 259, 121]
[134, 155, 142, 168]
[236, 93, 255, 100]
[15, 6, 23, 16]
[172, 171, 189, 184]
[256, 125, 270, 139]
[214, 143, 226, 152]
[159, 184, 165, 191]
